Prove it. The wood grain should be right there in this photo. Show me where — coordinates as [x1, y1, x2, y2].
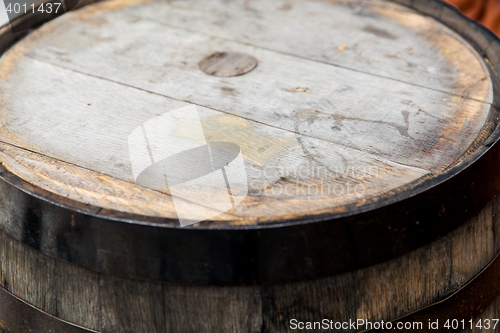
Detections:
[0, 229, 58, 314]
[164, 285, 262, 333]
[18, 7, 492, 171]
[0, 57, 432, 222]
[0, 0, 498, 332]
[54, 261, 101, 331]
[0, 0, 493, 222]
[0, 193, 499, 332]
[105, 0, 491, 99]
[100, 275, 165, 333]
[354, 238, 451, 322]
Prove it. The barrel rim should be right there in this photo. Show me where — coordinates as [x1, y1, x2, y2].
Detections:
[0, 0, 495, 229]
[0, 0, 499, 285]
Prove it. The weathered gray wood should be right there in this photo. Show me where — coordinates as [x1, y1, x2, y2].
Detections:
[54, 261, 101, 331]
[0, 0, 499, 332]
[261, 272, 357, 332]
[0, 175, 30, 241]
[0, 220, 101, 331]
[164, 285, 262, 333]
[100, 275, 165, 333]
[0, 229, 58, 314]
[0, 58, 434, 222]
[113, 0, 491, 100]
[451, 201, 495, 289]
[16, 9, 491, 171]
[354, 237, 452, 321]
[0, 0, 494, 222]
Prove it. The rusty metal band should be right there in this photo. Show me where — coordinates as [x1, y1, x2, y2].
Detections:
[0, 250, 499, 333]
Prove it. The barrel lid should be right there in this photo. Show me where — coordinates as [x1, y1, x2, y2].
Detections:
[0, 0, 499, 284]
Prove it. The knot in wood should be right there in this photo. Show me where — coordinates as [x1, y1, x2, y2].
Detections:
[199, 52, 258, 77]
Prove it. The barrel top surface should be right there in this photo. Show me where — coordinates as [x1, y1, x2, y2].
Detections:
[0, 0, 494, 226]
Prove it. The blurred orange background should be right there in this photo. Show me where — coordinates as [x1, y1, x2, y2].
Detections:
[445, 0, 500, 35]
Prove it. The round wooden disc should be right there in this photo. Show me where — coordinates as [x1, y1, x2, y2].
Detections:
[199, 52, 258, 77]
[0, 0, 494, 226]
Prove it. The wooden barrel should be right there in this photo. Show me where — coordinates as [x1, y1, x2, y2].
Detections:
[1, 0, 500, 332]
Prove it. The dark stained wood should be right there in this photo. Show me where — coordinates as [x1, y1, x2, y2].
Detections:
[163, 285, 262, 333]
[54, 261, 101, 331]
[0, 194, 499, 332]
[100, 275, 165, 333]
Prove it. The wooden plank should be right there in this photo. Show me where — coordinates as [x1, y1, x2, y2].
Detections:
[16, 6, 492, 172]
[0, 228, 57, 314]
[354, 197, 500, 324]
[0, 140, 238, 221]
[0, 230, 101, 331]
[450, 201, 495, 290]
[164, 285, 261, 333]
[262, 273, 356, 332]
[0, 57, 432, 222]
[0, 178, 30, 241]
[0, 0, 493, 222]
[354, 237, 451, 322]
[492, 194, 500, 254]
[99, 274, 166, 333]
[53, 260, 101, 331]
[111, 0, 492, 101]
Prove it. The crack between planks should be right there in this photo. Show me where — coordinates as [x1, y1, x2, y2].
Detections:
[129, 12, 494, 106]
[25, 54, 432, 175]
